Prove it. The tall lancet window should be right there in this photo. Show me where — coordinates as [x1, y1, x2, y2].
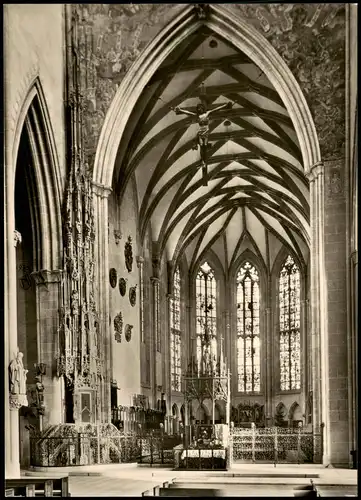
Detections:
[170, 267, 182, 391]
[236, 262, 260, 393]
[279, 255, 301, 391]
[196, 262, 217, 371]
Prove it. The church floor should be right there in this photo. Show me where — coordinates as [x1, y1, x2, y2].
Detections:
[22, 464, 357, 497]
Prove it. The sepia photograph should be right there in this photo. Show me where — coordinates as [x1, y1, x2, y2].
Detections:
[4, 3, 357, 497]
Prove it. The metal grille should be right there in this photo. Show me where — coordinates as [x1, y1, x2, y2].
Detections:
[231, 426, 323, 464]
[30, 427, 140, 467]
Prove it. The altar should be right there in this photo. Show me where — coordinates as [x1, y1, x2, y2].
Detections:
[174, 444, 228, 470]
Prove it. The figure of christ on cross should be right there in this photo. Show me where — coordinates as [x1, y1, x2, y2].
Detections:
[173, 101, 233, 185]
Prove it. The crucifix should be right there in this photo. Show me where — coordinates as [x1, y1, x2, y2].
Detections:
[173, 100, 233, 186]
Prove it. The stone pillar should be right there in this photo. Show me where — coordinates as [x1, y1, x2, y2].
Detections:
[301, 300, 308, 413]
[166, 293, 173, 416]
[31, 270, 63, 427]
[137, 256, 145, 344]
[92, 182, 112, 422]
[151, 277, 160, 408]
[348, 250, 357, 458]
[223, 310, 231, 368]
[265, 307, 272, 423]
[323, 159, 349, 466]
[5, 231, 22, 477]
[307, 162, 330, 464]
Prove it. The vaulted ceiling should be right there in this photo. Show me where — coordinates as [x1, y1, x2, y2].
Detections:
[114, 26, 310, 274]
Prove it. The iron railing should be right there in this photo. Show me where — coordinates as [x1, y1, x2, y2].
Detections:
[231, 425, 324, 465]
[137, 432, 182, 466]
[30, 432, 140, 467]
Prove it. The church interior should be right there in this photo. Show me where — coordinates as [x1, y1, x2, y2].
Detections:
[4, 2, 358, 490]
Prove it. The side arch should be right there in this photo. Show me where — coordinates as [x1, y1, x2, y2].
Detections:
[93, 4, 320, 188]
[12, 78, 62, 270]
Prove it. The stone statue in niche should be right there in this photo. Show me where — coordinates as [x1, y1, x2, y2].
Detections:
[114, 312, 123, 343]
[125, 324, 133, 342]
[9, 351, 28, 395]
[129, 285, 137, 307]
[119, 277, 127, 297]
[35, 375, 45, 414]
[109, 268, 117, 288]
[9, 350, 29, 409]
[124, 236, 133, 273]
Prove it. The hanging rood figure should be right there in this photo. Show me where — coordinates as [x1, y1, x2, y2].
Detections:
[172, 100, 233, 185]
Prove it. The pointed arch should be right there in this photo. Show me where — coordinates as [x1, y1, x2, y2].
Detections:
[12, 77, 62, 270]
[93, 4, 320, 189]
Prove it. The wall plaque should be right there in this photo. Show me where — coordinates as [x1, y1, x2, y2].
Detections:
[125, 236, 133, 273]
[109, 268, 117, 288]
[114, 312, 123, 343]
[119, 277, 127, 297]
[125, 324, 133, 342]
[129, 285, 137, 307]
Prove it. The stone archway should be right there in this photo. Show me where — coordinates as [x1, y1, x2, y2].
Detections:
[92, 3, 329, 463]
[5, 79, 62, 477]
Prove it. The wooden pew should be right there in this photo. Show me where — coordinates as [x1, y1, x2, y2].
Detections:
[159, 487, 220, 496]
[5, 477, 70, 497]
[5, 489, 15, 497]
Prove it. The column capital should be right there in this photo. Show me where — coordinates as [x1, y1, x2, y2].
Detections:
[351, 250, 358, 266]
[92, 181, 112, 198]
[307, 161, 324, 182]
[14, 230, 22, 247]
[136, 256, 145, 267]
[9, 394, 28, 411]
[31, 269, 63, 285]
[150, 276, 160, 284]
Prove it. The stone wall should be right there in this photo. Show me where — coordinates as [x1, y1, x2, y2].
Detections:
[4, 4, 66, 184]
[108, 182, 141, 405]
[72, 3, 345, 169]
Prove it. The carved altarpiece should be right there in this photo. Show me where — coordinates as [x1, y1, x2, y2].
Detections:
[56, 7, 103, 425]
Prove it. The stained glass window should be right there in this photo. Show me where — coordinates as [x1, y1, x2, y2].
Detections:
[236, 262, 261, 392]
[279, 255, 301, 391]
[196, 262, 217, 371]
[170, 267, 181, 391]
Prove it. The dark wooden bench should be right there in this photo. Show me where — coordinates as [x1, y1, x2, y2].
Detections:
[159, 487, 220, 496]
[5, 477, 70, 497]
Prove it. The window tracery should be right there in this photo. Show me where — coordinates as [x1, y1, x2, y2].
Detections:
[170, 267, 181, 391]
[279, 255, 301, 391]
[196, 262, 217, 371]
[236, 261, 261, 393]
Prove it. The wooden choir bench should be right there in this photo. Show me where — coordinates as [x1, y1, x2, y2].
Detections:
[5, 477, 70, 497]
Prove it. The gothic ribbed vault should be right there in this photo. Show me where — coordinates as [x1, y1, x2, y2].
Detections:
[114, 27, 310, 272]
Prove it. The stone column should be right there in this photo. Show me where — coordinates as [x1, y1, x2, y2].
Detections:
[300, 300, 308, 412]
[307, 162, 330, 464]
[136, 256, 145, 344]
[348, 250, 357, 456]
[31, 270, 63, 427]
[92, 182, 112, 422]
[5, 231, 22, 477]
[223, 310, 231, 368]
[265, 307, 272, 422]
[166, 293, 173, 419]
[150, 276, 160, 408]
